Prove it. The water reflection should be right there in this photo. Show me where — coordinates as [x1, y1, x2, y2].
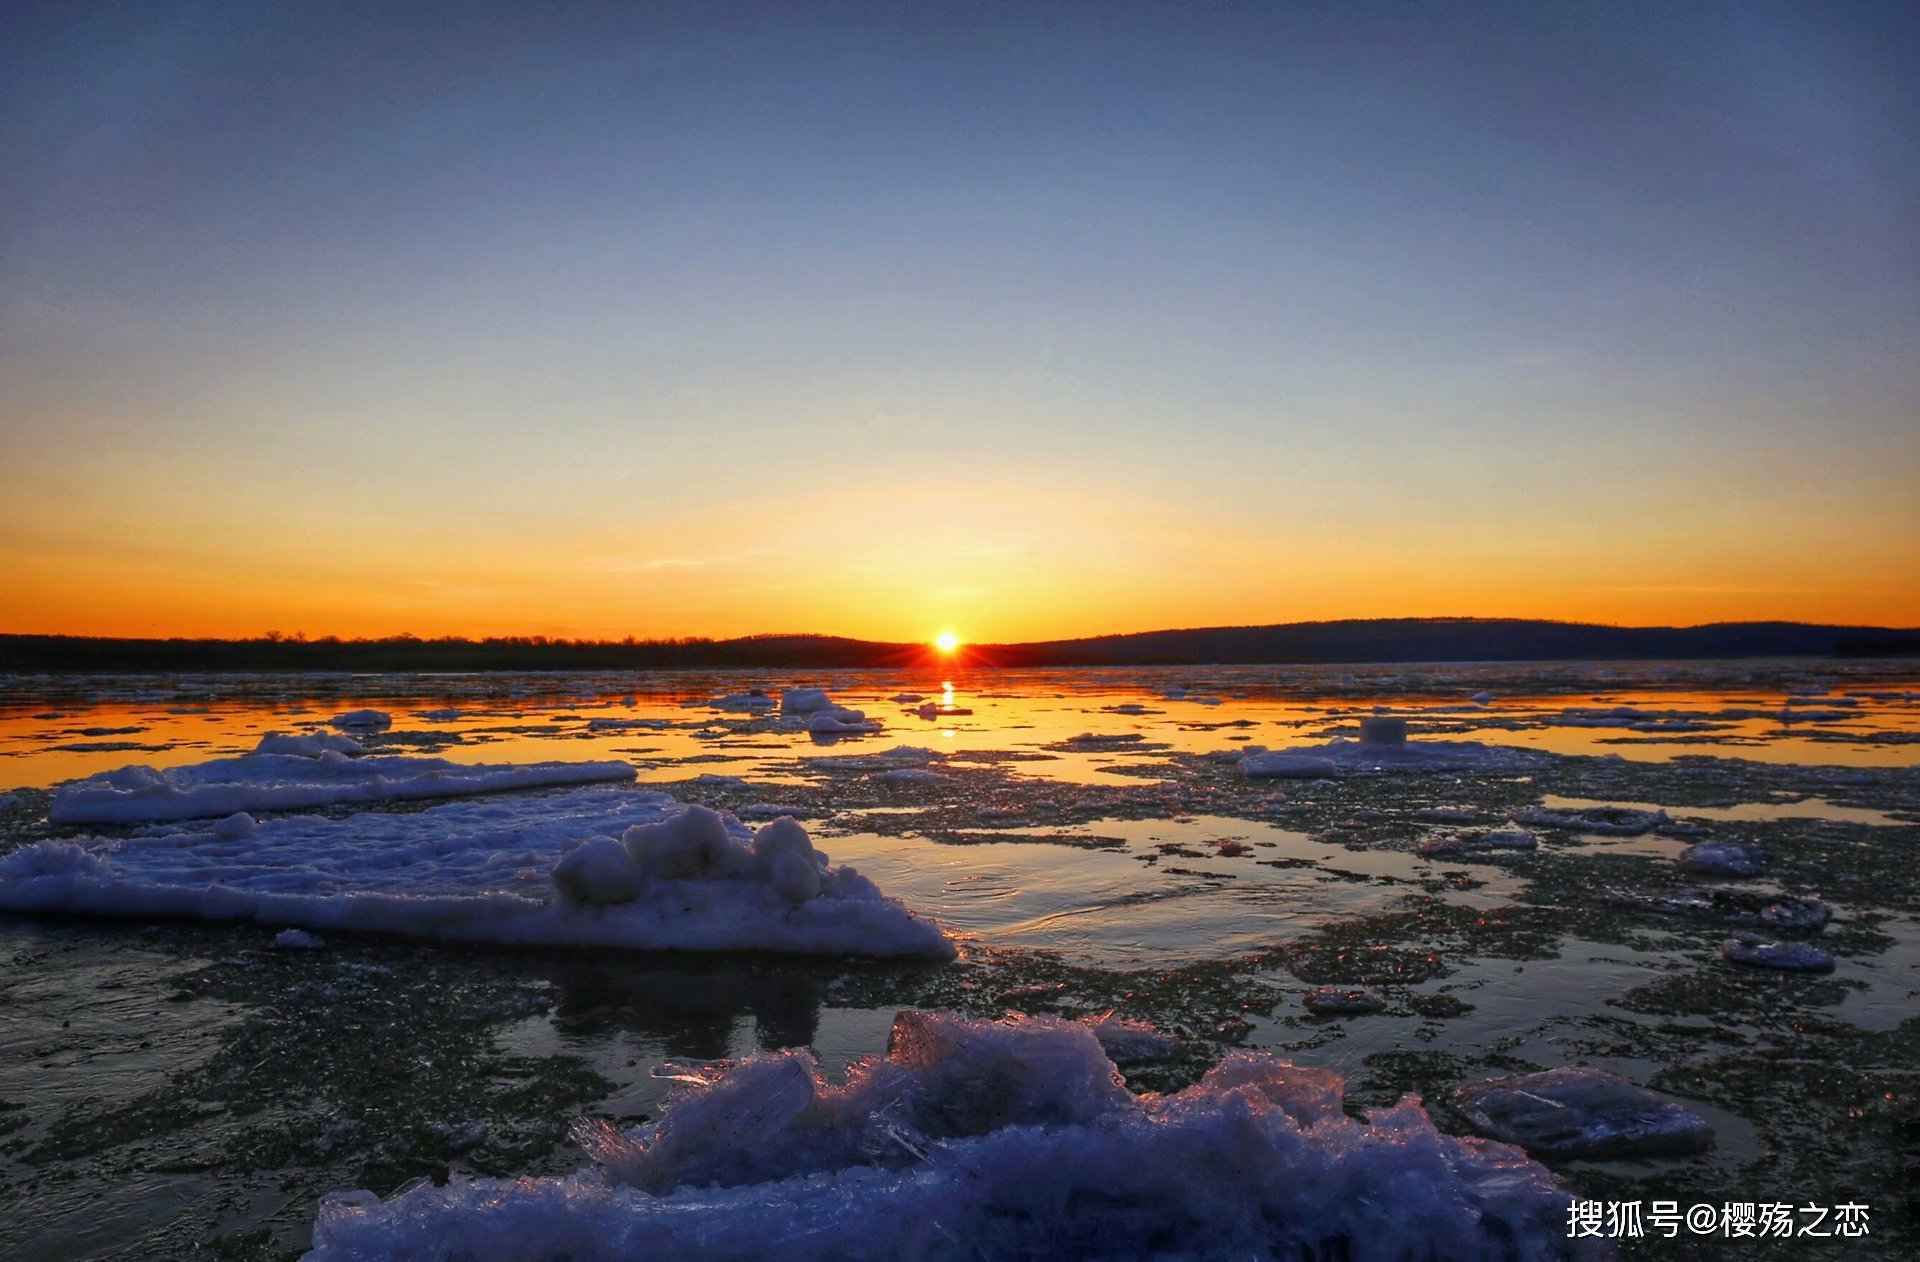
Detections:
[537, 955, 833, 1060]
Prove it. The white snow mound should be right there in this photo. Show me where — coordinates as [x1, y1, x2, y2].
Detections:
[307, 1011, 1578, 1261]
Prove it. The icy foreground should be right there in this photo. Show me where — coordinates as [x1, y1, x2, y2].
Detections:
[306, 1012, 1585, 1262]
[3, 788, 952, 958]
[49, 736, 639, 824]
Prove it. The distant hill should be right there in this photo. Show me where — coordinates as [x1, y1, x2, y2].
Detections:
[967, 618, 1920, 667]
[1, 618, 1916, 673]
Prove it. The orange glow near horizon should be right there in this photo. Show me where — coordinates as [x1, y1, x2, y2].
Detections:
[934, 631, 961, 655]
[1, 460, 1918, 642]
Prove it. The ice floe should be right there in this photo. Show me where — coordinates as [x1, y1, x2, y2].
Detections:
[1456, 1067, 1713, 1160]
[5, 788, 951, 958]
[307, 1011, 1579, 1261]
[1302, 986, 1385, 1016]
[1418, 826, 1538, 858]
[1721, 932, 1834, 972]
[1678, 841, 1767, 877]
[808, 708, 883, 735]
[48, 740, 638, 824]
[1240, 736, 1544, 778]
[330, 709, 392, 731]
[780, 688, 834, 714]
[1759, 897, 1829, 933]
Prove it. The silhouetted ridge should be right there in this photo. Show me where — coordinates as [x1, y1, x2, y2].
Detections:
[2, 618, 1915, 672]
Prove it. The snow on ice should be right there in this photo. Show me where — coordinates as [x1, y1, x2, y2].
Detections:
[47, 737, 638, 824]
[307, 1012, 1582, 1262]
[4, 788, 952, 958]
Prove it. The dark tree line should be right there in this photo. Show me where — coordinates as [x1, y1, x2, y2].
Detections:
[2, 618, 1914, 674]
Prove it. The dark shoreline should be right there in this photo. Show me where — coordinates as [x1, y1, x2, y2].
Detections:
[3, 617, 1917, 674]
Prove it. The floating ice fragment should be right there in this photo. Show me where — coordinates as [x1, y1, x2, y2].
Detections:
[1302, 986, 1386, 1016]
[330, 709, 392, 732]
[272, 927, 324, 950]
[1721, 932, 1834, 972]
[49, 745, 636, 824]
[1456, 1067, 1714, 1160]
[1419, 826, 1537, 857]
[808, 708, 882, 735]
[780, 688, 834, 714]
[1678, 841, 1766, 877]
[1759, 897, 1829, 933]
[253, 731, 364, 757]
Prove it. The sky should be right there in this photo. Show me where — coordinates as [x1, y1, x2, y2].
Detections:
[3, 0, 1916, 643]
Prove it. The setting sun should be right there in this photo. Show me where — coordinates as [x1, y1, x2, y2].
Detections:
[934, 631, 960, 655]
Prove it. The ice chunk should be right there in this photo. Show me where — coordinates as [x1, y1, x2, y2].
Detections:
[1721, 932, 1835, 972]
[1678, 842, 1766, 877]
[1419, 826, 1537, 857]
[1456, 1067, 1714, 1159]
[311, 1012, 1579, 1261]
[48, 747, 636, 824]
[780, 688, 833, 714]
[808, 708, 882, 735]
[1759, 897, 1829, 933]
[3, 790, 951, 958]
[1302, 985, 1385, 1015]
[330, 709, 392, 731]
[272, 928, 324, 950]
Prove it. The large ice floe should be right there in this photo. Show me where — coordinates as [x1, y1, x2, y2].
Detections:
[47, 736, 638, 824]
[4, 787, 952, 958]
[1239, 735, 1546, 779]
[306, 1011, 1586, 1262]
